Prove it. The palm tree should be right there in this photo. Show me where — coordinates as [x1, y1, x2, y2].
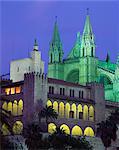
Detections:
[39, 105, 58, 127]
[23, 123, 43, 150]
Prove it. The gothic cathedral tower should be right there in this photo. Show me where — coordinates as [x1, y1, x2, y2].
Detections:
[48, 17, 64, 79]
[79, 10, 98, 84]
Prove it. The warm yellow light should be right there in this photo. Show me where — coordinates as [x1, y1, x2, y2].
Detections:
[60, 124, 70, 134]
[72, 125, 83, 136]
[71, 103, 76, 119]
[16, 86, 21, 94]
[47, 100, 52, 107]
[89, 105, 94, 121]
[48, 123, 56, 133]
[2, 102, 7, 111]
[83, 105, 88, 120]
[53, 101, 58, 113]
[11, 87, 15, 94]
[13, 100, 18, 116]
[84, 127, 94, 137]
[18, 99, 23, 115]
[1, 124, 10, 135]
[59, 102, 64, 117]
[5, 88, 10, 95]
[65, 103, 70, 118]
[13, 121, 23, 134]
[8, 102, 12, 113]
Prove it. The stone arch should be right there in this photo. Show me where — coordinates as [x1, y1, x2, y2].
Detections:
[13, 121, 23, 134]
[83, 105, 88, 120]
[60, 124, 70, 134]
[71, 103, 76, 119]
[65, 103, 70, 118]
[13, 100, 18, 116]
[18, 99, 23, 115]
[84, 127, 94, 137]
[48, 123, 56, 134]
[47, 100, 52, 107]
[2, 102, 7, 111]
[59, 102, 64, 117]
[8, 102, 12, 113]
[89, 105, 94, 121]
[53, 101, 58, 113]
[77, 104, 83, 119]
[1, 124, 10, 135]
[66, 69, 79, 83]
[72, 125, 83, 136]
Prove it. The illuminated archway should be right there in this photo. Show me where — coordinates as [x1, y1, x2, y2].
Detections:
[18, 99, 23, 115]
[48, 123, 56, 134]
[13, 121, 23, 134]
[8, 102, 12, 113]
[53, 101, 58, 113]
[72, 125, 83, 136]
[89, 106, 94, 121]
[65, 103, 70, 118]
[78, 104, 83, 119]
[13, 100, 18, 116]
[1, 124, 10, 135]
[60, 124, 70, 134]
[47, 100, 52, 107]
[71, 103, 76, 118]
[84, 127, 94, 137]
[2, 102, 7, 111]
[83, 105, 88, 120]
[59, 102, 64, 117]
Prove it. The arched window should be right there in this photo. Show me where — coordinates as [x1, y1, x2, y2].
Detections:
[13, 100, 18, 116]
[59, 102, 64, 117]
[8, 102, 12, 113]
[53, 101, 58, 113]
[18, 99, 23, 115]
[78, 104, 83, 119]
[47, 100, 52, 107]
[83, 105, 88, 120]
[89, 106, 94, 121]
[84, 127, 94, 137]
[60, 124, 70, 134]
[13, 121, 23, 134]
[51, 53, 53, 63]
[1, 124, 10, 135]
[2, 102, 7, 111]
[71, 103, 76, 119]
[48, 123, 56, 134]
[72, 125, 83, 136]
[65, 103, 70, 118]
[82, 48, 85, 57]
[91, 47, 93, 57]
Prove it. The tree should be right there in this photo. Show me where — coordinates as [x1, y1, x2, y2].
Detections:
[39, 105, 58, 127]
[97, 109, 119, 150]
[49, 127, 93, 150]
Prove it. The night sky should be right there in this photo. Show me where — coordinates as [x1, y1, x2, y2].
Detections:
[1, 1, 119, 75]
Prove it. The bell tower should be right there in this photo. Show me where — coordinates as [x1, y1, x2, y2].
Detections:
[79, 9, 98, 84]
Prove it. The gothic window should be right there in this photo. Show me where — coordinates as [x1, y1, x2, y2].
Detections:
[83, 48, 85, 56]
[49, 86, 54, 94]
[82, 91, 84, 98]
[70, 89, 74, 97]
[60, 88, 65, 95]
[79, 91, 81, 98]
[51, 53, 52, 63]
[29, 66, 30, 71]
[91, 47, 93, 57]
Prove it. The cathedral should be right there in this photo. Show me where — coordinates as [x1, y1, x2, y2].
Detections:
[1, 11, 119, 145]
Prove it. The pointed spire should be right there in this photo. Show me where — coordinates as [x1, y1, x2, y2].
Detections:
[33, 38, 38, 51]
[83, 8, 93, 35]
[106, 52, 110, 63]
[52, 16, 61, 44]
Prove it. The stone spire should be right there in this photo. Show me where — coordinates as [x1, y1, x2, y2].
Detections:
[33, 39, 38, 51]
[49, 17, 63, 63]
[83, 8, 93, 36]
[106, 52, 110, 63]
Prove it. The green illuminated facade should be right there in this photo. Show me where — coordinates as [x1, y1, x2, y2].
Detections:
[48, 13, 119, 102]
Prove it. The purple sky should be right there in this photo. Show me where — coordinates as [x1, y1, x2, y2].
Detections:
[1, 1, 119, 75]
